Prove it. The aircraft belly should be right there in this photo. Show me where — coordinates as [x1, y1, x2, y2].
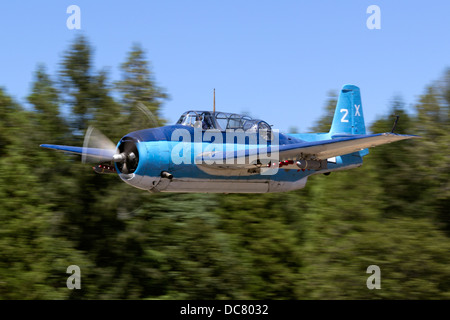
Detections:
[267, 177, 308, 193]
[157, 176, 309, 193]
[163, 178, 270, 193]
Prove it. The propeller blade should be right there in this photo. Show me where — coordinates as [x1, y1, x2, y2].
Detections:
[121, 162, 129, 174]
[82, 126, 117, 164]
[135, 102, 159, 128]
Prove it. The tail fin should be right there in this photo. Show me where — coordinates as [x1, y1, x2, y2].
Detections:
[330, 85, 366, 135]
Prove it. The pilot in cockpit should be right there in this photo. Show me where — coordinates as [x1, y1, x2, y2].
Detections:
[194, 115, 214, 130]
[202, 115, 214, 130]
[194, 115, 203, 128]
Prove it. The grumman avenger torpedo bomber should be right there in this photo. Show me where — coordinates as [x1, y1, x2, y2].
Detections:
[41, 85, 418, 193]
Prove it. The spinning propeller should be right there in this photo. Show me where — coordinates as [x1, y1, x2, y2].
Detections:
[81, 126, 138, 175]
[40, 102, 159, 218]
[79, 102, 158, 218]
[81, 102, 157, 175]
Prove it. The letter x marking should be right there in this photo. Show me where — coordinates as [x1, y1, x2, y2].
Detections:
[355, 105, 361, 117]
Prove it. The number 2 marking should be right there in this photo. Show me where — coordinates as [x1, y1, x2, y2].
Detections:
[340, 109, 349, 122]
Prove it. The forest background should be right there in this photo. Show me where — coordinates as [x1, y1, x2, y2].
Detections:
[0, 35, 449, 299]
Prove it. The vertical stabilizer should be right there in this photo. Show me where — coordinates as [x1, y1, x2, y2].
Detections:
[330, 85, 366, 135]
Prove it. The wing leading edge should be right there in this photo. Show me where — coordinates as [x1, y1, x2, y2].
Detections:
[40, 144, 116, 162]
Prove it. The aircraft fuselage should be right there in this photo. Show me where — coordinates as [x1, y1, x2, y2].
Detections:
[117, 125, 362, 193]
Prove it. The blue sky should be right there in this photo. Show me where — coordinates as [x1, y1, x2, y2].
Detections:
[0, 1, 449, 132]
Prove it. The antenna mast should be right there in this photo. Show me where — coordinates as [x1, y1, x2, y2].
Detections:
[213, 88, 216, 113]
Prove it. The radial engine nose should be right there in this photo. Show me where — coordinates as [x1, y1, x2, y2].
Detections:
[115, 138, 140, 174]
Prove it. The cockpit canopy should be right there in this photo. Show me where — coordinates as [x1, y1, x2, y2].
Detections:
[176, 110, 272, 132]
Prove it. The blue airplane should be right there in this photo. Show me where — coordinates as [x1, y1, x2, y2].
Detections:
[41, 85, 418, 193]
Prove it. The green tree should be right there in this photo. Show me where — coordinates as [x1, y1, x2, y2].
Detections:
[369, 96, 419, 217]
[409, 81, 450, 233]
[28, 64, 67, 142]
[116, 44, 169, 131]
[59, 34, 95, 134]
[0, 88, 90, 299]
[51, 37, 172, 299]
[214, 192, 308, 299]
[310, 90, 337, 132]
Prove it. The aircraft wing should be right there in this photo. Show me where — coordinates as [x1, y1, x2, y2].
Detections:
[274, 133, 418, 161]
[197, 133, 419, 174]
[40, 144, 116, 163]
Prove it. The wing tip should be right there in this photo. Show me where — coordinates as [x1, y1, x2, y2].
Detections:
[381, 132, 421, 139]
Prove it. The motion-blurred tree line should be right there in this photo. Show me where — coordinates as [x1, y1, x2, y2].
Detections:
[0, 35, 449, 299]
